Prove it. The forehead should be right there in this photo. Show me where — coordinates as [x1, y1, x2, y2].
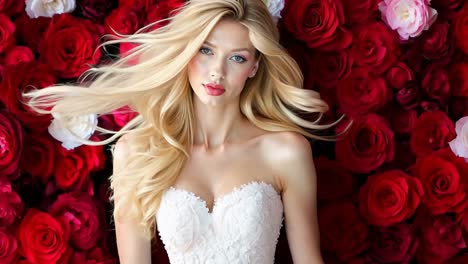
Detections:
[204, 19, 254, 50]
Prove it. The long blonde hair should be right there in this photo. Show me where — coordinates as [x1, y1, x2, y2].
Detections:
[23, 0, 336, 238]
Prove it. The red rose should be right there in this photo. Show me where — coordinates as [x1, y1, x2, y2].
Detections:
[145, 0, 185, 28]
[457, 208, 468, 244]
[315, 156, 354, 202]
[0, 110, 23, 179]
[432, 0, 464, 19]
[386, 62, 415, 90]
[54, 144, 105, 192]
[282, 0, 352, 51]
[359, 170, 423, 226]
[388, 106, 417, 135]
[86, 247, 118, 264]
[350, 22, 400, 74]
[49, 192, 102, 250]
[449, 63, 468, 97]
[420, 21, 451, 60]
[422, 65, 451, 102]
[14, 15, 51, 51]
[0, 14, 15, 53]
[0, 0, 24, 16]
[112, 105, 138, 128]
[453, 5, 468, 55]
[449, 96, 468, 121]
[387, 142, 416, 171]
[415, 210, 466, 263]
[336, 114, 395, 173]
[342, 0, 378, 25]
[311, 50, 353, 90]
[368, 223, 419, 263]
[77, 0, 115, 21]
[17, 209, 70, 264]
[0, 189, 23, 227]
[337, 67, 391, 117]
[0, 229, 18, 263]
[40, 14, 103, 79]
[450, 255, 468, 264]
[2, 46, 35, 66]
[105, 5, 142, 35]
[20, 132, 58, 183]
[410, 111, 455, 157]
[396, 81, 422, 110]
[319, 201, 368, 261]
[0, 61, 56, 131]
[119, 0, 156, 9]
[412, 149, 468, 215]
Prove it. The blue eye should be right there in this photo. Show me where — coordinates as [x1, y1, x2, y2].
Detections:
[199, 46, 247, 63]
[232, 55, 247, 63]
[199, 47, 212, 55]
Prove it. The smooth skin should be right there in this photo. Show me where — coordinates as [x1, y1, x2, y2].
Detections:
[114, 19, 324, 263]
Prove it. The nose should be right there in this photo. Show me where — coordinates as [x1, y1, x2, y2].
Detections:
[210, 57, 225, 81]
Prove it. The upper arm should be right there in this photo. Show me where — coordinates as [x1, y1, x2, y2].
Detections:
[113, 134, 152, 264]
[267, 133, 324, 264]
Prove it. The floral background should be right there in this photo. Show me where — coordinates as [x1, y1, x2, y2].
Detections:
[0, 0, 468, 263]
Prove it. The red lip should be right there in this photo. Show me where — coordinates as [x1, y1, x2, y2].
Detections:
[204, 83, 224, 90]
[203, 83, 225, 96]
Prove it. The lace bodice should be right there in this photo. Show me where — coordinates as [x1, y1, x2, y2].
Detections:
[156, 181, 284, 264]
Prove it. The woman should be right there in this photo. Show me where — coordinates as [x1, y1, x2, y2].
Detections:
[24, 0, 336, 263]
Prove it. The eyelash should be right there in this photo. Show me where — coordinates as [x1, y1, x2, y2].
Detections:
[199, 47, 247, 63]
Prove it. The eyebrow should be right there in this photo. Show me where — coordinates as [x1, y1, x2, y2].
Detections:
[203, 40, 252, 53]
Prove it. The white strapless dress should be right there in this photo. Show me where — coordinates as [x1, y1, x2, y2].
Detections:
[156, 181, 284, 264]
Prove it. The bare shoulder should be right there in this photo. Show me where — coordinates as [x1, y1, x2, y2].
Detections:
[112, 133, 132, 169]
[258, 131, 314, 191]
[259, 131, 312, 162]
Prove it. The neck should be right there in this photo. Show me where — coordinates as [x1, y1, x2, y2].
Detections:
[192, 98, 245, 151]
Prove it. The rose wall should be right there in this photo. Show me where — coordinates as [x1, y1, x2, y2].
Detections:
[1, 0, 468, 263]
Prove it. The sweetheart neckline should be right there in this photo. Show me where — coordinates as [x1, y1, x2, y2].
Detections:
[167, 181, 281, 214]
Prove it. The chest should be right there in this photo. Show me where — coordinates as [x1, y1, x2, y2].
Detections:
[173, 143, 280, 212]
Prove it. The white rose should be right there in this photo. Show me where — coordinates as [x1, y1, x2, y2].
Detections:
[48, 113, 97, 150]
[25, 0, 76, 19]
[262, 0, 285, 24]
[449, 116, 468, 160]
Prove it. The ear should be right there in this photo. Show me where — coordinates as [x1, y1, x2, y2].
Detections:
[249, 59, 259, 78]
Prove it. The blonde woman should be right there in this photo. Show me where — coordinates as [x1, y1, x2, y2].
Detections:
[23, 0, 335, 263]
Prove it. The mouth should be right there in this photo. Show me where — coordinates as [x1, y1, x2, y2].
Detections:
[203, 83, 225, 96]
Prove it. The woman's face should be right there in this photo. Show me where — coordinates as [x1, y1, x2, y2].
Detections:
[188, 19, 259, 106]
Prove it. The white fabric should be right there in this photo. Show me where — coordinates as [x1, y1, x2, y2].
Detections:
[156, 181, 284, 264]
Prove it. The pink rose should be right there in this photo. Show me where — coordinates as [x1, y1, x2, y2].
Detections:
[449, 116, 468, 159]
[378, 0, 438, 40]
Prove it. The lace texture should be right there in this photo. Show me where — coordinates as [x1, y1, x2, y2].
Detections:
[156, 181, 284, 264]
